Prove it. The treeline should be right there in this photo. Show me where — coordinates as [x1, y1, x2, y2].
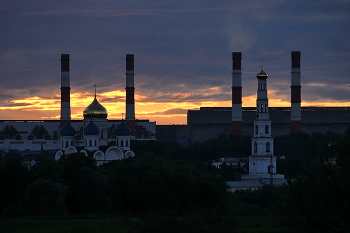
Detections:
[131, 130, 345, 179]
[0, 154, 229, 217]
[0, 129, 349, 232]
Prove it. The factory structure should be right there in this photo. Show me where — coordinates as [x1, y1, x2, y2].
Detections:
[157, 51, 350, 144]
[0, 54, 156, 163]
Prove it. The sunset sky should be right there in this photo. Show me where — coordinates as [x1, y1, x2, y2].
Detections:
[1, 0, 349, 125]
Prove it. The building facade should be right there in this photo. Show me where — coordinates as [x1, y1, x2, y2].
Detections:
[0, 54, 156, 159]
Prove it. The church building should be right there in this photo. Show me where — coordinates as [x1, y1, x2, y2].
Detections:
[55, 87, 135, 165]
[247, 64, 284, 180]
[0, 54, 156, 161]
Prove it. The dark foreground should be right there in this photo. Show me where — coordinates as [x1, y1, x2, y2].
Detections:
[0, 216, 281, 233]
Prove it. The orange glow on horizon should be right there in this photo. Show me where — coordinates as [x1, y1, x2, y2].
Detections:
[0, 90, 349, 125]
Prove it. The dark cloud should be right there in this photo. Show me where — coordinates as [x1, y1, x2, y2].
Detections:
[152, 108, 188, 115]
[0, 0, 349, 109]
[1, 102, 31, 107]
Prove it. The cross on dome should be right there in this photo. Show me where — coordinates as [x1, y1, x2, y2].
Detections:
[93, 84, 98, 98]
[260, 58, 264, 69]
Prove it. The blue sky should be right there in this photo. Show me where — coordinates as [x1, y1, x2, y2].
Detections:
[0, 0, 349, 124]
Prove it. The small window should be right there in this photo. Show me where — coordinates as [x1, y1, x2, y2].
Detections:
[255, 125, 258, 134]
[265, 125, 269, 134]
[254, 142, 257, 153]
[266, 142, 270, 153]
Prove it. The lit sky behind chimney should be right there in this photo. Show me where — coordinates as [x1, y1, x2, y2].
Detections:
[1, 1, 349, 125]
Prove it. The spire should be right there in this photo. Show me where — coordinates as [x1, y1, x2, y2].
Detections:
[93, 84, 97, 98]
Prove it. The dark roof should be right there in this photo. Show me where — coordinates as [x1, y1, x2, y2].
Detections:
[256, 68, 268, 80]
[84, 120, 99, 135]
[115, 120, 130, 136]
[60, 122, 76, 136]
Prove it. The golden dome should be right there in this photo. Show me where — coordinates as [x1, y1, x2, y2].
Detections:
[83, 97, 108, 119]
[256, 68, 268, 79]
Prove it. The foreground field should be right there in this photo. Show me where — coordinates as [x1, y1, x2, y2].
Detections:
[0, 216, 281, 233]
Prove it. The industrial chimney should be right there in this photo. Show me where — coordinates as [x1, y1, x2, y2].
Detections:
[231, 52, 243, 135]
[291, 51, 301, 132]
[125, 54, 136, 137]
[60, 54, 71, 128]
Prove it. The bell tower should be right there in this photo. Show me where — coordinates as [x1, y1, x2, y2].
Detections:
[249, 63, 276, 178]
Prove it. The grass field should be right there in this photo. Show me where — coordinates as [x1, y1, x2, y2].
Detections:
[0, 217, 128, 233]
[0, 215, 282, 233]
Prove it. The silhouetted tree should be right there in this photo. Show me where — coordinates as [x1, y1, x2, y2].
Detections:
[24, 178, 68, 216]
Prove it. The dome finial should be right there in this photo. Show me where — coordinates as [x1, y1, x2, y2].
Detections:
[260, 58, 264, 69]
[93, 84, 98, 98]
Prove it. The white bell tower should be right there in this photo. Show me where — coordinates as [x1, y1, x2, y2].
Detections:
[249, 63, 277, 178]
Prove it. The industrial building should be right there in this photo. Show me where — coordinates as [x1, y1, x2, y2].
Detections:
[157, 52, 350, 144]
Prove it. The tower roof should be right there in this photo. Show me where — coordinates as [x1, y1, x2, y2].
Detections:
[60, 122, 76, 136]
[83, 97, 108, 119]
[115, 120, 131, 136]
[256, 68, 268, 80]
[84, 119, 99, 135]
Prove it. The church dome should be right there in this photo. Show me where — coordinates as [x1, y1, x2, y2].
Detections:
[83, 97, 108, 119]
[256, 68, 268, 80]
[60, 122, 76, 136]
[115, 120, 131, 136]
[84, 120, 100, 135]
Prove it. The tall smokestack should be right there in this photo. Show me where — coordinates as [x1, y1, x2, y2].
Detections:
[60, 54, 71, 128]
[125, 54, 136, 137]
[291, 51, 301, 132]
[232, 52, 243, 135]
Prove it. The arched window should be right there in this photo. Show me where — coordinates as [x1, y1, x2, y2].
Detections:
[266, 142, 270, 153]
[261, 104, 264, 112]
[254, 142, 257, 153]
[265, 125, 269, 134]
[255, 125, 258, 134]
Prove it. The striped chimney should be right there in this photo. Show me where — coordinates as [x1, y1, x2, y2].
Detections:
[231, 52, 243, 135]
[291, 51, 302, 132]
[60, 54, 71, 128]
[125, 54, 136, 136]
